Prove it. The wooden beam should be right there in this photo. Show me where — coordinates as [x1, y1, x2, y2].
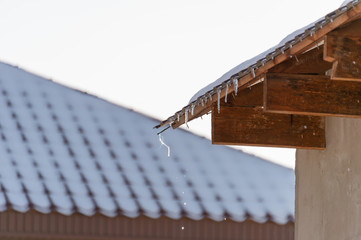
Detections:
[324, 17, 361, 81]
[264, 73, 361, 117]
[213, 82, 325, 149]
[324, 35, 361, 81]
[327, 17, 361, 38]
[212, 105, 325, 149]
[223, 82, 263, 107]
[269, 47, 332, 74]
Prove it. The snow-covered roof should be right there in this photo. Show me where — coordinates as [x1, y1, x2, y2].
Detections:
[156, 0, 361, 129]
[0, 62, 294, 224]
[190, 0, 355, 103]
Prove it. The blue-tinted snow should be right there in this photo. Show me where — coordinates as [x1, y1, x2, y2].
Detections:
[0, 62, 294, 224]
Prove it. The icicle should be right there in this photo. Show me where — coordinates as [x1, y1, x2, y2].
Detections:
[201, 98, 204, 106]
[233, 77, 238, 96]
[191, 104, 195, 116]
[177, 113, 180, 122]
[209, 92, 213, 101]
[158, 134, 170, 157]
[217, 88, 221, 114]
[251, 68, 256, 78]
[262, 59, 267, 66]
[169, 117, 175, 126]
[224, 83, 229, 103]
[185, 107, 189, 128]
[295, 55, 299, 62]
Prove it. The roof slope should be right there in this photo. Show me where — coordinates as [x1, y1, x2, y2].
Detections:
[0, 62, 294, 224]
[157, 0, 361, 129]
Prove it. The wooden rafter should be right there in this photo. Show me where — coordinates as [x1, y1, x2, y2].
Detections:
[269, 46, 332, 75]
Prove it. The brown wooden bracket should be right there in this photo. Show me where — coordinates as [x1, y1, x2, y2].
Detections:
[212, 82, 325, 149]
[324, 18, 361, 81]
[264, 73, 361, 118]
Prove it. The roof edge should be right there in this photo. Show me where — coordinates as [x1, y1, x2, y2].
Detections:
[155, 0, 361, 130]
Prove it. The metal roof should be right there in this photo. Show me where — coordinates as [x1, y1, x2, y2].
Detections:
[0, 62, 294, 224]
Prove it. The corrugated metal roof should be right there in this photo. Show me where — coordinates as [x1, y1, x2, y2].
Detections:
[0, 62, 294, 224]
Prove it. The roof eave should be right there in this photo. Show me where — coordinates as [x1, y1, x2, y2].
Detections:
[155, 0, 361, 130]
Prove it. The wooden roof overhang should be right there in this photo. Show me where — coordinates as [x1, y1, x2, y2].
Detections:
[156, 0, 361, 150]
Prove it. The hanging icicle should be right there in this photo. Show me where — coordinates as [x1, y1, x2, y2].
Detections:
[191, 104, 195, 116]
[251, 68, 256, 78]
[233, 77, 238, 96]
[217, 88, 221, 114]
[158, 133, 170, 157]
[209, 92, 213, 101]
[224, 83, 229, 103]
[177, 113, 180, 122]
[201, 97, 204, 107]
[185, 107, 189, 128]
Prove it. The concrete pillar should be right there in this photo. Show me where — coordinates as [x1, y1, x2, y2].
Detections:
[296, 117, 361, 240]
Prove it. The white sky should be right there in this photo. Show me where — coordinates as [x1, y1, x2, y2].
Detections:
[0, 0, 346, 169]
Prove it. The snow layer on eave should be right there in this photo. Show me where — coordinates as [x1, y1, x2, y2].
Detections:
[189, 0, 355, 103]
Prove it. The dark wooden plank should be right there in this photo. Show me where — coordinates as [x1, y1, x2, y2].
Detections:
[212, 104, 325, 149]
[328, 17, 361, 38]
[269, 47, 332, 74]
[324, 35, 361, 81]
[264, 73, 361, 117]
[223, 82, 263, 107]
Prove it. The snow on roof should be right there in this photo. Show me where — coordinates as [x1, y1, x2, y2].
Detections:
[0, 62, 294, 224]
[190, 0, 356, 103]
[156, 0, 360, 129]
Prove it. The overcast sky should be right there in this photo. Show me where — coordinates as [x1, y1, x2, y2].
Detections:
[0, 0, 347, 168]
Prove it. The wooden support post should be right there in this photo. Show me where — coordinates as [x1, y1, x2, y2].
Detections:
[264, 73, 361, 117]
[212, 82, 325, 149]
